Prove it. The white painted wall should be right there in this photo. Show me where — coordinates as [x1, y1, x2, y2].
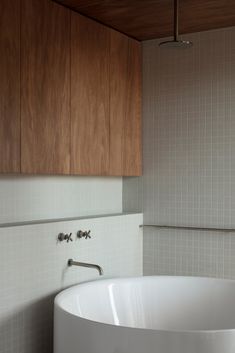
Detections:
[0, 175, 122, 224]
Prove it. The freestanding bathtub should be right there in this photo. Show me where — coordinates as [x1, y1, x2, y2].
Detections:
[54, 276, 235, 353]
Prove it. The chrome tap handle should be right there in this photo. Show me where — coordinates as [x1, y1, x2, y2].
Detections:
[77, 230, 83, 238]
[58, 232, 73, 242]
[58, 233, 66, 242]
[77, 230, 91, 239]
[85, 230, 91, 239]
[66, 233, 73, 242]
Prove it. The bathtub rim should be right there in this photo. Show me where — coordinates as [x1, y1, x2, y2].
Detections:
[54, 275, 235, 335]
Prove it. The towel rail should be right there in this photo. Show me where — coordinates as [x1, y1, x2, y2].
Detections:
[140, 224, 235, 233]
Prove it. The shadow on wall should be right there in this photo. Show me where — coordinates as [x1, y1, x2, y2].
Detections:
[0, 293, 56, 353]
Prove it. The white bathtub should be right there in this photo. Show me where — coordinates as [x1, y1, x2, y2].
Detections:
[54, 276, 235, 353]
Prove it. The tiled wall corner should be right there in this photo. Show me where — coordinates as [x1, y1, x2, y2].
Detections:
[123, 176, 143, 213]
[123, 26, 235, 278]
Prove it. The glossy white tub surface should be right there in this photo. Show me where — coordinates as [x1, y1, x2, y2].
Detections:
[54, 276, 235, 353]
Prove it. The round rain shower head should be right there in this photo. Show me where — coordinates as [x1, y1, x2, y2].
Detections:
[159, 39, 193, 49]
[159, 0, 193, 49]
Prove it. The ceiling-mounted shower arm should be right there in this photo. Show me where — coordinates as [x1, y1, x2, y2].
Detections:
[159, 0, 192, 48]
[174, 0, 179, 42]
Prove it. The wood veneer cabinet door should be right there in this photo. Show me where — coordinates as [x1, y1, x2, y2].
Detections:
[71, 13, 110, 175]
[0, 0, 20, 173]
[110, 30, 142, 176]
[21, 0, 70, 174]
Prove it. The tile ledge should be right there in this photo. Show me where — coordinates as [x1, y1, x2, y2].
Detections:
[0, 212, 143, 228]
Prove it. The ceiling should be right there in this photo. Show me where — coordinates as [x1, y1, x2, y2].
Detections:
[55, 0, 235, 41]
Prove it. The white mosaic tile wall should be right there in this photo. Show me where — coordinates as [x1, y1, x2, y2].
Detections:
[0, 176, 122, 224]
[0, 213, 143, 353]
[144, 228, 235, 278]
[124, 26, 235, 277]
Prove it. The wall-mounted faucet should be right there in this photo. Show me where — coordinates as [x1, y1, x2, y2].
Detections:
[58, 233, 73, 242]
[68, 259, 103, 276]
[77, 230, 91, 239]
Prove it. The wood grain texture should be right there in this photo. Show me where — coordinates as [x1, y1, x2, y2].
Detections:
[21, 0, 70, 174]
[0, 0, 20, 173]
[71, 13, 110, 175]
[55, 0, 235, 40]
[109, 31, 142, 176]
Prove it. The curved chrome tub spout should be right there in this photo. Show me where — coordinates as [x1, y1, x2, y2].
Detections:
[68, 259, 103, 276]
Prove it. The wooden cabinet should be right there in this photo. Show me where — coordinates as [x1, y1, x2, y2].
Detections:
[0, 0, 20, 173]
[21, 0, 70, 174]
[71, 13, 110, 175]
[110, 30, 142, 176]
[0, 0, 141, 176]
[71, 14, 142, 176]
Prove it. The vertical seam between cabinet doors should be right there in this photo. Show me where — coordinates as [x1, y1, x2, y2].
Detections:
[20, 0, 22, 173]
[140, 41, 143, 175]
[69, 9, 72, 174]
[138, 41, 142, 176]
[108, 29, 111, 175]
[122, 37, 130, 176]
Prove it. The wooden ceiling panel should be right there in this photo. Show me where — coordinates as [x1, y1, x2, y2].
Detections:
[54, 0, 235, 40]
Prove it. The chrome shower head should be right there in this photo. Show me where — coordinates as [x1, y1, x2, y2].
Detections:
[159, 39, 193, 49]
